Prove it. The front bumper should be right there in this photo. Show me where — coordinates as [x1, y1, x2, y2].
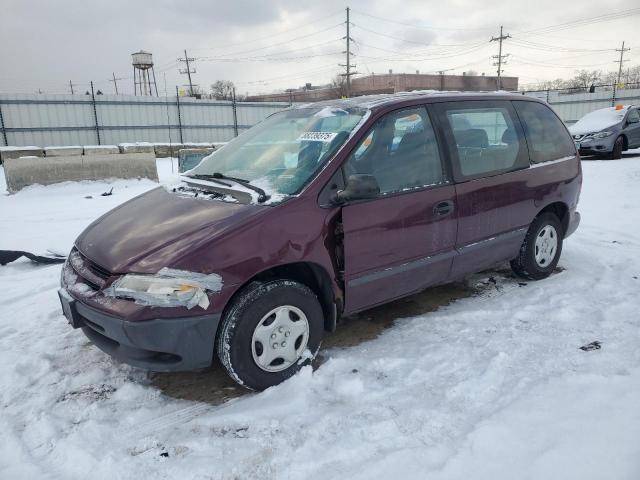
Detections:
[59, 288, 220, 371]
[577, 137, 615, 155]
[579, 146, 610, 156]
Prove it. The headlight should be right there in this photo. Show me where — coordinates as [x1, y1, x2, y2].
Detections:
[105, 268, 223, 309]
[593, 131, 613, 138]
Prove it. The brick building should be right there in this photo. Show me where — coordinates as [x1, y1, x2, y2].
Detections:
[246, 72, 519, 103]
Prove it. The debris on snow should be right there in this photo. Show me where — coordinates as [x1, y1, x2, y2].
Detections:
[579, 341, 602, 352]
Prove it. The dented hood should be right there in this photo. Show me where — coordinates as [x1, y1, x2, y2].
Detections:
[75, 187, 265, 273]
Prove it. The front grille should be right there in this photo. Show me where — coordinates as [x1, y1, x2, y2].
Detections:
[69, 248, 112, 290]
[86, 258, 111, 280]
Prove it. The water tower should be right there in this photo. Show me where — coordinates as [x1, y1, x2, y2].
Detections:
[131, 50, 158, 96]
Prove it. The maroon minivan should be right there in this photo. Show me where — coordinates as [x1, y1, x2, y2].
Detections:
[59, 92, 581, 390]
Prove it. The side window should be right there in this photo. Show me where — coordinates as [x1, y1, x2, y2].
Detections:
[343, 107, 444, 195]
[514, 101, 576, 164]
[628, 108, 640, 124]
[441, 102, 525, 178]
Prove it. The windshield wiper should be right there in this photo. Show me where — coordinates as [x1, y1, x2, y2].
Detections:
[184, 174, 232, 188]
[187, 172, 270, 203]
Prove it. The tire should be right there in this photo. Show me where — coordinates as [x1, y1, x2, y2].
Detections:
[216, 279, 323, 390]
[608, 136, 624, 160]
[511, 212, 563, 280]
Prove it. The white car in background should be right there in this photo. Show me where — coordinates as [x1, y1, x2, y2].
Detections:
[569, 105, 640, 159]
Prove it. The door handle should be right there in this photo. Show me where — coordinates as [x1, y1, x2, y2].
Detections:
[433, 200, 454, 216]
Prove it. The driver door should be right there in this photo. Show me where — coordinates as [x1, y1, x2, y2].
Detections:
[340, 106, 458, 313]
[626, 108, 640, 147]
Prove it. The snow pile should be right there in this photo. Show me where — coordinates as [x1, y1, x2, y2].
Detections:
[1, 153, 640, 479]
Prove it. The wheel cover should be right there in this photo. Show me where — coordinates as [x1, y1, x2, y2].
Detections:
[251, 305, 310, 373]
[534, 224, 558, 267]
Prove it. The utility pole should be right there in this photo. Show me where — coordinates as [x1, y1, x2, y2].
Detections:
[178, 49, 196, 97]
[69, 80, 74, 95]
[339, 7, 357, 97]
[438, 70, 445, 91]
[615, 41, 630, 86]
[109, 72, 124, 95]
[490, 25, 511, 90]
[612, 41, 630, 106]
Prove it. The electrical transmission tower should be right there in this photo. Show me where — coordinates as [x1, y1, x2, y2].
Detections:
[339, 7, 357, 97]
[490, 25, 511, 90]
[178, 50, 196, 97]
[615, 41, 630, 86]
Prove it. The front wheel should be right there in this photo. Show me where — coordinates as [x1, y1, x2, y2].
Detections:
[511, 213, 563, 280]
[608, 136, 624, 160]
[216, 280, 324, 390]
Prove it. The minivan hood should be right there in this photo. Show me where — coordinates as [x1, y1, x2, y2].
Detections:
[75, 187, 264, 273]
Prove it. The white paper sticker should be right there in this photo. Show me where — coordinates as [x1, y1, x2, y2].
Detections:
[297, 131, 338, 143]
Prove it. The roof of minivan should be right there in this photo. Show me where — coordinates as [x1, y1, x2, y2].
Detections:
[293, 90, 536, 111]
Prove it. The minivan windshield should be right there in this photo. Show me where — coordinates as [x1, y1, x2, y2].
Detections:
[189, 106, 366, 200]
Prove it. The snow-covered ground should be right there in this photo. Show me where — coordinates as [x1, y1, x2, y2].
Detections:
[1, 153, 640, 479]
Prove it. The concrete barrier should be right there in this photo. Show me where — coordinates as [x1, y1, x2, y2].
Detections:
[118, 143, 155, 154]
[4, 153, 159, 193]
[0, 147, 44, 163]
[45, 146, 84, 157]
[153, 143, 184, 158]
[153, 143, 216, 158]
[83, 145, 120, 155]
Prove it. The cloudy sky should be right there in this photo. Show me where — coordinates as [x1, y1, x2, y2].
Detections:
[1, 0, 638, 96]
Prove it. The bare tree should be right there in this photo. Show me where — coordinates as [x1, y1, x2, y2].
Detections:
[331, 74, 347, 98]
[521, 64, 640, 92]
[625, 65, 640, 85]
[210, 80, 235, 100]
[565, 70, 602, 90]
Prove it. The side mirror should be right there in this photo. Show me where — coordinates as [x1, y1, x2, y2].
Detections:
[332, 174, 380, 204]
[627, 116, 639, 124]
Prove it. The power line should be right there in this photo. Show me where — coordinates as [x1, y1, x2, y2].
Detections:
[239, 63, 340, 85]
[353, 42, 491, 62]
[490, 25, 511, 89]
[189, 10, 344, 51]
[350, 9, 494, 32]
[508, 38, 614, 53]
[196, 51, 343, 63]
[196, 23, 344, 59]
[195, 38, 343, 62]
[508, 57, 614, 69]
[513, 8, 640, 37]
[352, 23, 482, 50]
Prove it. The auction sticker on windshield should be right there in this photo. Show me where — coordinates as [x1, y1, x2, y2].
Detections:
[298, 132, 338, 142]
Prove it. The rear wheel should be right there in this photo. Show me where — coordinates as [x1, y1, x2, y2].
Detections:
[511, 213, 563, 280]
[216, 280, 323, 390]
[608, 136, 624, 160]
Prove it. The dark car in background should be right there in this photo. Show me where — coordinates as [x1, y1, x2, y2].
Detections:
[569, 104, 640, 159]
[59, 92, 581, 390]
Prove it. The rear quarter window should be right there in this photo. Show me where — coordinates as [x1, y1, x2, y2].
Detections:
[434, 100, 528, 181]
[513, 101, 576, 164]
